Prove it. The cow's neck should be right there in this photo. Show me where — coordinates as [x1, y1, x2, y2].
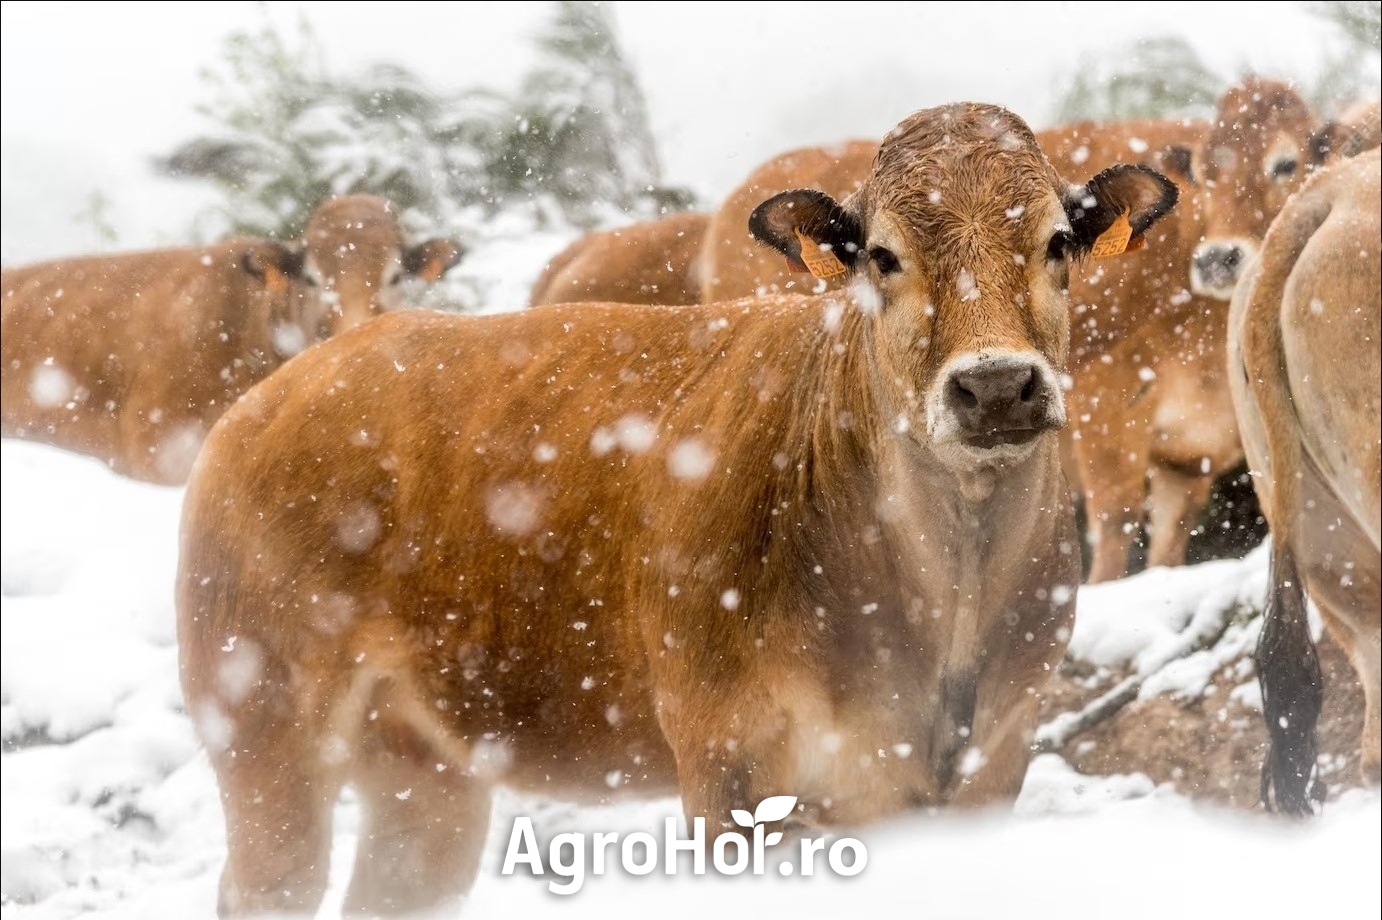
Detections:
[803, 305, 1057, 779]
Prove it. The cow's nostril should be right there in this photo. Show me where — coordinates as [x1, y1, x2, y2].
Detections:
[1019, 370, 1036, 403]
[953, 381, 979, 409]
[1223, 248, 1242, 268]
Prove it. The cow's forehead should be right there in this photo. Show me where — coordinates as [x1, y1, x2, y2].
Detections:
[867, 104, 1060, 244]
[1202, 80, 1314, 158]
[306, 196, 405, 254]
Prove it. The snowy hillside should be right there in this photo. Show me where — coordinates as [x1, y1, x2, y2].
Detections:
[2, 438, 1377, 919]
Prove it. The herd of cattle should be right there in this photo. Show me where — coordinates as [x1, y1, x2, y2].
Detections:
[1, 77, 1378, 915]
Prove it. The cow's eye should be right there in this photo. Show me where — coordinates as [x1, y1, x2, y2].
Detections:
[1270, 157, 1298, 179]
[1046, 231, 1072, 262]
[868, 247, 900, 275]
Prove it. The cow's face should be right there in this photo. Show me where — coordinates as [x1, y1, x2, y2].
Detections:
[301, 195, 464, 337]
[1189, 79, 1320, 300]
[751, 103, 1177, 472]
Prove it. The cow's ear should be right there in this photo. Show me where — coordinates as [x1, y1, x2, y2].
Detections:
[1160, 145, 1195, 184]
[242, 242, 305, 294]
[749, 189, 863, 279]
[1307, 121, 1348, 165]
[1062, 164, 1179, 258]
[403, 239, 465, 283]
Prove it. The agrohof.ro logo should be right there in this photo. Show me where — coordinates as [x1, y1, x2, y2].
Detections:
[502, 796, 867, 895]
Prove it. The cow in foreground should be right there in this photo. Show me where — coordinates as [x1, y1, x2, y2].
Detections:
[1231, 149, 1381, 815]
[529, 212, 709, 307]
[1, 195, 462, 483]
[178, 103, 1176, 915]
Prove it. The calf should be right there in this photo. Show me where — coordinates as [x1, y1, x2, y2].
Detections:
[1, 195, 462, 483]
[529, 212, 710, 307]
[698, 140, 877, 302]
[1231, 149, 1381, 815]
[177, 103, 1176, 916]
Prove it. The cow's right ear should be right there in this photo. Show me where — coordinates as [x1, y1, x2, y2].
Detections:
[241, 243, 305, 294]
[749, 189, 863, 279]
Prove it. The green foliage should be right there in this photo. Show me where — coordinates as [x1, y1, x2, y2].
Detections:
[160, 2, 693, 240]
[1302, 1, 1382, 112]
[1050, 35, 1227, 124]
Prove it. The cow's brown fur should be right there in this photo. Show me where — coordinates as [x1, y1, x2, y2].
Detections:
[1229, 149, 1381, 814]
[178, 104, 1176, 916]
[1, 195, 461, 483]
[698, 140, 876, 302]
[528, 212, 709, 307]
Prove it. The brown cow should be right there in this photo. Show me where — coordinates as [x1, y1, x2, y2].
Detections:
[528, 212, 709, 307]
[1, 195, 462, 483]
[1188, 78, 1326, 300]
[1042, 118, 1250, 582]
[177, 103, 1176, 916]
[698, 140, 877, 302]
[1231, 149, 1381, 815]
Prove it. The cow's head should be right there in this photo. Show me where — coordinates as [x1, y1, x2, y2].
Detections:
[300, 195, 465, 335]
[750, 103, 1177, 471]
[1188, 79, 1321, 300]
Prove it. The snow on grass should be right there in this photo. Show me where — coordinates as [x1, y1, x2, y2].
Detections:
[2, 441, 1378, 919]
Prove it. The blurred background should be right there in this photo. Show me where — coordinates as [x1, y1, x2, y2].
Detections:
[2, 0, 1379, 309]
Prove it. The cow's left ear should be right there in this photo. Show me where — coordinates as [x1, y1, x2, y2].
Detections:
[242, 242, 306, 294]
[749, 189, 864, 279]
[1062, 164, 1179, 257]
[1160, 145, 1195, 185]
[403, 239, 465, 283]
[1307, 121, 1350, 165]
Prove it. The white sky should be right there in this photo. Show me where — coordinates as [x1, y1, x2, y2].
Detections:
[0, 1, 1365, 262]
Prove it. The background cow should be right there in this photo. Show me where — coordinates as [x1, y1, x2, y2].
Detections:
[1188, 78, 1325, 301]
[177, 103, 1175, 916]
[1231, 149, 1381, 815]
[697, 140, 876, 302]
[528, 212, 709, 307]
[1, 195, 462, 483]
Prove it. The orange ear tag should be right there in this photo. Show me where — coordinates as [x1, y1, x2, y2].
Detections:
[1091, 210, 1140, 259]
[793, 227, 848, 279]
[263, 264, 290, 293]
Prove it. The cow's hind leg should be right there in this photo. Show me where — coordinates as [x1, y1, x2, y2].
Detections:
[342, 710, 492, 916]
[212, 697, 344, 917]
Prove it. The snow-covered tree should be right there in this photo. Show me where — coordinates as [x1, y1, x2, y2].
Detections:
[159, 3, 693, 241]
[1050, 35, 1226, 124]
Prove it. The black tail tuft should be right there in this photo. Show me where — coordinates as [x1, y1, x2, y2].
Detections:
[1256, 541, 1326, 817]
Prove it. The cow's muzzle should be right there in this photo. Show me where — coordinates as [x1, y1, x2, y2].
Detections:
[1190, 240, 1256, 301]
[942, 355, 1063, 451]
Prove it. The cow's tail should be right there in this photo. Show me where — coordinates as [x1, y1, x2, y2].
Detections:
[1240, 184, 1335, 818]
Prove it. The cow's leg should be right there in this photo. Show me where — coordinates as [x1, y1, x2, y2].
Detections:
[947, 694, 1040, 806]
[1076, 442, 1146, 584]
[213, 710, 342, 917]
[342, 715, 491, 916]
[1145, 463, 1216, 570]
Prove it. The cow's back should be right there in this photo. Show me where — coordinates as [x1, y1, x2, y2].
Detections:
[2, 241, 272, 482]
[699, 141, 877, 302]
[529, 212, 709, 307]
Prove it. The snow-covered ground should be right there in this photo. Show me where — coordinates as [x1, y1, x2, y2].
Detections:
[2, 436, 1377, 919]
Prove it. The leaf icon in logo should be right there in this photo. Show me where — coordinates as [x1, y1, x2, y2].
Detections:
[731, 809, 755, 828]
[764, 831, 784, 846]
[753, 795, 798, 824]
